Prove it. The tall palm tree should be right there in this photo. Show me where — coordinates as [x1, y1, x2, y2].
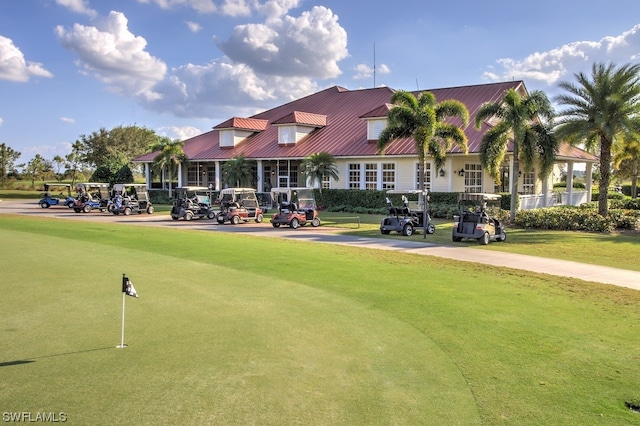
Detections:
[475, 88, 557, 222]
[378, 90, 469, 237]
[378, 90, 469, 192]
[148, 137, 186, 199]
[301, 151, 339, 192]
[613, 134, 640, 199]
[554, 62, 640, 216]
[222, 154, 255, 187]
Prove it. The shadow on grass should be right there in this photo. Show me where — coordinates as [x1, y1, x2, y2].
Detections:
[0, 346, 114, 368]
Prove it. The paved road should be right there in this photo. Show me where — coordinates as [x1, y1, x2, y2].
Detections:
[3, 199, 639, 290]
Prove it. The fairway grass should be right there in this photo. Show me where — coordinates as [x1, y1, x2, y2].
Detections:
[1, 216, 640, 425]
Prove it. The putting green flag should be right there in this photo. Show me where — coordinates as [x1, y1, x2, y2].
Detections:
[122, 275, 139, 299]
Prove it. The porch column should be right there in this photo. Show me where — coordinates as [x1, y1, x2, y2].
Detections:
[215, 161, 221, 190]
[585, 162, 594, 200]
[566, 161, 574, 205]
[177, 163, 183, 188]
[257, 160, 264, 191]
[145, 163, 151, 189]
[541, 175, 549, 207]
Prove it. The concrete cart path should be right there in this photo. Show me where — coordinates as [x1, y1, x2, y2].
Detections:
[2, 199, 639, 290]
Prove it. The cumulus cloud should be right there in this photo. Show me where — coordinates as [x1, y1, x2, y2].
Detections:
[352, 63, 390, 80]
[185, 21, 202, 32]
[158, 125, 203, 140]
[0, 36, 54, 82]
[137, 0, 217, 14]
[60, 117, 76, 123]
[137, 0, 300, 17]
[217, 6, 347, 79]
[55, 11, 167, 101]
[484, 23, 640, 87]
[56, 0, 97, 18]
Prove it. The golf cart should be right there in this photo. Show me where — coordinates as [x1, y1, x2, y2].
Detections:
[170, 186, 216, 220]
[72, 182, 110, 213]
[270, 187, 320, 228]
[38, 183, 75, 208]
[216, 188, 264, 224]
[380, 190, 435, 236]
[452, 193, 506, 245]
[109, 184, 155, 215]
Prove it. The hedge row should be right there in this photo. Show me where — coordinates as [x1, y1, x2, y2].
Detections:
[514, 206, 640, 233]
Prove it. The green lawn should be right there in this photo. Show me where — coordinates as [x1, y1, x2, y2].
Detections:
[1, 216, 639, 425]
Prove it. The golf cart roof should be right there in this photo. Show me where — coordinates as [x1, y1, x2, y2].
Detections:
[457, 193, 501, 202]
[271, 187, 314, 193]
[44, 183, 71, 188]
[386, 189, 427, 195]
[76, 182, 109, 188]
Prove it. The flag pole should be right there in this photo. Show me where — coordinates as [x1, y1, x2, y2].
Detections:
[117, 274, 128, 348]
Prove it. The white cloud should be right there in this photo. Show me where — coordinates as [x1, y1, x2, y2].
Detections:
[60, 117, 76, 124]
[484, 23, 640, 87]
[217, 6, 347, 79]
[0, 117, 3, 126]
[55, 11, 167, 101]
[158, 125, 203, 140]
[185, 21, 202, 32]
[0, 36, 54, 82]
[137, 0, 300, 17]
[55, 0, 97, 18]
[353, 63, 390, 80]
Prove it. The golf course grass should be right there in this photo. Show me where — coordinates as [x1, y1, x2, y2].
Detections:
[1, 215, 640, 425]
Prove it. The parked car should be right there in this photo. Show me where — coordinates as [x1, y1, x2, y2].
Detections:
[380, 190, 435, 236]
[110, 184, 154, 215]
[38, 183, 75, 209]
[216, 188, 263, 224]
[270, 187, 321, 228]
[452, 193, 506, 245]
[170, 186, 216, 220]
[72, 182, 110, 213]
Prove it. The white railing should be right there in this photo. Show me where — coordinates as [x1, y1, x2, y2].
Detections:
[518, 190, 589, 210]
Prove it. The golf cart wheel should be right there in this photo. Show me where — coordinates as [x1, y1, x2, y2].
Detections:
[290, 218, 300, 229]
[217, 217, 225, 224]
[184, 211, 193, 221]
[147, 206, 155, 214]
[381, 229, 391, 235]
[452, 236, 462, 242]
[171, 215, 179, 220]
[207, 212, 215, 220]
[66, 201, 75, 208]
[498, 231, 507, 242]
[74, 208, 81, 213]
[272, 222, 280, 228]
[41, 202, 50, 209]
[123, 207, 132, 216]
[402, 223, 414, 236]
[479, 232, 490, 245]
[426, 223, 436, 234]
[83, 204, 92, 213]
[255, 214, 264, 223]
[311, 217, 321, 227]
[231, 215, 240, 225]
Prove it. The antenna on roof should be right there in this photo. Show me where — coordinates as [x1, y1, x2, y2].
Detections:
[416, 78, 420, 90]
[373, 42, 376, 88]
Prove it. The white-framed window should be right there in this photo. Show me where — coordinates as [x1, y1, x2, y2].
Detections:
[278, 126, 295, 144]
[365, 163, 377, 190]
[289, 164, 299, 187]
[463, 164, 483, 193]
[415, 162, 432, 191]
[522, 171, 535, 194]
[348, 163, 361, 189]
[187, 165, 198, 185]
[321, 173, 331, 189]
[382, 163, 395, 190]
[220, 130, 233, 147]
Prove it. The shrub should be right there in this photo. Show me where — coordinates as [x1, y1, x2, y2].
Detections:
[514, 205, 640, 233]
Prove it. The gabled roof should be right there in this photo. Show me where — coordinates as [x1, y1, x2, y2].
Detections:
[272, 111, 327, 127]
[134, 81, 596, 163]
[213, 117, 269, 131]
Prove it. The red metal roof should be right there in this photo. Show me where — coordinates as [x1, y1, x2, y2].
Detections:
[135, 81, 596, 163]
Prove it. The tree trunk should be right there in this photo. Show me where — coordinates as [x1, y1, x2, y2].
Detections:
[598, 137, 612, 216]
[509, 144, 519, 223]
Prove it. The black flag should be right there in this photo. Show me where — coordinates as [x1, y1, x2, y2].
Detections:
[122, 275, 139, 298]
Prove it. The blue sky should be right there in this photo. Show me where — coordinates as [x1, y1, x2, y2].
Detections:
[1, 0, 640, 164]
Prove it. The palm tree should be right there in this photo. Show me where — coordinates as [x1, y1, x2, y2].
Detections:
[378, 90, 470, 191]
[613, 134, 640, 199]
[148, 137, 186, 199]
[554, 62, 640, 216]
[475, 88, 557, 222]
[222, 155, 255, 187]
[378, 90, 469, 237]
[301, 152, 339, 192]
